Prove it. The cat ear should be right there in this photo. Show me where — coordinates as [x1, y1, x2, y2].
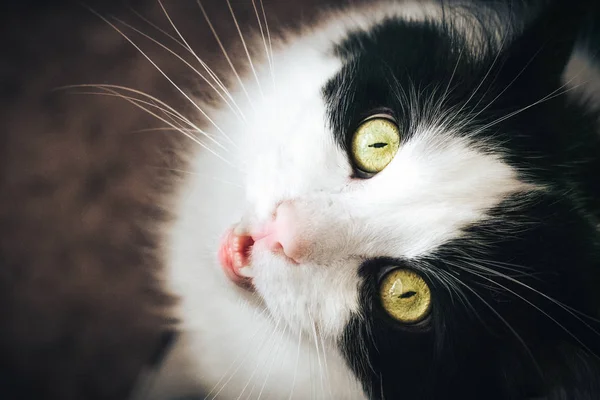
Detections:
[497, 0, 592, 92]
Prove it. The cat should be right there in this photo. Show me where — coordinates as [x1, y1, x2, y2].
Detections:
[113, 0, 600, 399]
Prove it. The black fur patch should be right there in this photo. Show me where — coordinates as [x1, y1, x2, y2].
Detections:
[326, 1, 600, 399]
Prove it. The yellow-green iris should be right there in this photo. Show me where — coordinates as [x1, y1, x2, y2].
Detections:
[380, 269, 431, 324]
[351, 117, 400, 173]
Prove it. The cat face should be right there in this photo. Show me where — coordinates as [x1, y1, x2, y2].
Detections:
[215, 1, 600, 399]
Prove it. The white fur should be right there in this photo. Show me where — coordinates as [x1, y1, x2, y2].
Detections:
[151, 2, 546, 399]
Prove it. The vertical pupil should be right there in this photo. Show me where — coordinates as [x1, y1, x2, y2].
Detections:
[399, 291, 417, 299]
[369, 142, 388, 148]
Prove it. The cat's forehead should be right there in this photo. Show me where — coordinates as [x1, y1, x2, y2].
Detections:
[240, 2, 508, 217]
[323, 8, 504, 151]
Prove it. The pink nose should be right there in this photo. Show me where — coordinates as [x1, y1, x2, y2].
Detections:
[251, 202, 305, 264]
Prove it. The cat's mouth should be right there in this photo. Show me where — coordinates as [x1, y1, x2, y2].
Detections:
[218, 219, 302, 290]
[218, 226, 256, 290]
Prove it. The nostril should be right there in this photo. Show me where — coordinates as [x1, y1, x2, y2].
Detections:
[251, 202, 304, 264]
[251, 221, 279, 249]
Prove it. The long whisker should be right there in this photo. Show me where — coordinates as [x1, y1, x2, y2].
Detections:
[317, 330, 333, 400]
[203, 307, 272, 400]
[449, 28, 507, 125]
[255, 321, 290, 400]
[111, 14, 245, 123]
[456, 257, 600, 328]
[73, 91, 200, 135]
[251, 0, 274, 82]
[433, 269, 458, 306]
[131, 127, 198, 133]
[234, 316, 283, 400]
[470, 81, 586, 136]
[78, 91, 201, 138]
[258, 0, 275, 80]
[452, 277, 541, 374]
[84, 6, 238, 147]
[454, 17, 513, 126]
[287, 329, 303, 400]
[307, 312, 325, 399]
[196, 0, 257, 111]
[128, 6, 186, 47]
[461, 50, 537, 127]
[64, 87, 236, 167]
[226, 0, 264, 97]
[350, 313, 377, 378]
[438, 49, 463, 113]
[456, 263, 599, 356]
[62, 84, 230, 152]
[154, 0, 248, 123]
[435, 268, 493, 330]
[467, 22, 600, 129]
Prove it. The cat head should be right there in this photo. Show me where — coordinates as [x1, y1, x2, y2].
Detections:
[220, 1, 600, 398]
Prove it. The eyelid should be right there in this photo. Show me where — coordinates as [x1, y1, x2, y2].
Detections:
[358, 113, 397, 125]
[351, 169, 376, 180]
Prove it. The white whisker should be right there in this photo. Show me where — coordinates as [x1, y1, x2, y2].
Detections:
[457, 257, 600, 332]
[452, 276, 541, 374]
[128, 6, 186, 48]
[470, 82, 587, 136]
[317, 328, 333, 399]
[462, 47, 544, 127]
[234, 316, 283, 400]
[287, 329, 302, 400]
[62, 83, 231, 153]
[255, 321, 289, 400]
[112, 14, 245, 123]
[203, 307, 272, 400]
[438, 48, 463, 113]
[251, 0, 274, 82]
[226, 0, 264, 97]
[450, 31, 506, 125]
[307, 311, 324, 399]
[154, 0, 248, 123]
[66, 87, 235, 167]
[258, 0, 275, 80]
[73, 91, 198, 134]
[84, 6, 237, 147]
[456, 263, 598, 357]
[456, 22, 512, 124]
[435, 268, 489, 328]
[196, 0, 257, 111]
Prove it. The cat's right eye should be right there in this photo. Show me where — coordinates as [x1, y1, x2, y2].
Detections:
[379, 269, 431, 324]
[351, 116, 400, 175]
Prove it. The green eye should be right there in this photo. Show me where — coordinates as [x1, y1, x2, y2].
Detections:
[351, 117, 400, 173]
[380, 269, 431, 324]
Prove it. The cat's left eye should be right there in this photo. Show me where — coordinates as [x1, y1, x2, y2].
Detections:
[380, 269, 431, 324]
[351, 116, 400, 174]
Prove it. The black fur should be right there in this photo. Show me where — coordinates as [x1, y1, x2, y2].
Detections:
[324, 1, 600, 399]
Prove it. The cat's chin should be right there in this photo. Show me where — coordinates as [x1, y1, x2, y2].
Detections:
[247, 249, 359, 340]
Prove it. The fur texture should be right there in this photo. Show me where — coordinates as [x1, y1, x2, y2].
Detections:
[161, 1, 600, 399]
[4, 0, 596, 399]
